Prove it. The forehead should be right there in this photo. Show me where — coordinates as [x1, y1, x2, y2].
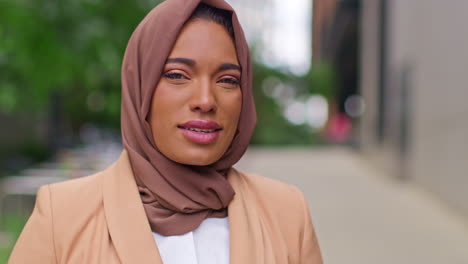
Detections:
[167, 20, 239, 64]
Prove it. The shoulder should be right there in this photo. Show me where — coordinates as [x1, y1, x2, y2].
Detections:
[43, 170, 104, 207]
[232, 169, 323, 262]
[232, 168, 308, 220]
[9, 171, 108, 263]
[35, 170, 106, 228]
[238, 170, 303, 197]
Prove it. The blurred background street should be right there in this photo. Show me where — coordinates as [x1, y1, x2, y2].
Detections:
[238, 148, 468, 264]
[1, 0, 467, 263]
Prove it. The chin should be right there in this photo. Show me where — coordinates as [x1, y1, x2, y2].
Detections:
[177, 152, 220, 166]
[176, 144, 230, 166]
[184, 159, 215, 166]
[155, 135, 232, 166]
[171, 156, 218, 166]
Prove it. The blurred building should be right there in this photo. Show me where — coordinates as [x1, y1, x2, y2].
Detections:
[312, 0, 337, 63]
[312, 0, 360, 118]
[316, 0, 468, 218]
[315, 0, 468, 218]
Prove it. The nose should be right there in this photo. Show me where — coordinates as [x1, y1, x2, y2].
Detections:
[188, 79, 217, 113]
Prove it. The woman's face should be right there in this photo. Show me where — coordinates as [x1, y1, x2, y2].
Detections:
[149, 19, 242, 166]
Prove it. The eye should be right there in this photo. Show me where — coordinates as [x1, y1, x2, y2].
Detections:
[163, 72, 189, 80]
[218, 77, 240, 86]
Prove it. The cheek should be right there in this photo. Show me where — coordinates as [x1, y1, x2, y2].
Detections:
[223, 91, 242, 129]
[150, 85, 178, 135]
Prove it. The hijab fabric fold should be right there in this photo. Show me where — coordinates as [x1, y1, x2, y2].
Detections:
[120, 0, 256, 236]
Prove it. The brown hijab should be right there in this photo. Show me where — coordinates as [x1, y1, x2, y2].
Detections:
[120, 0, 256, 236]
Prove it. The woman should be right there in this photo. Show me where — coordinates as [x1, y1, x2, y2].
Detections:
[9, 0, 322, 263]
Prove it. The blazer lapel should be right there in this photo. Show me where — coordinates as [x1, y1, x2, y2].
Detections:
[102, 150, 163, 264]
[228, 168, 286, 264]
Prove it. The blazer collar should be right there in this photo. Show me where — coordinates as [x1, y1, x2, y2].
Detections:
[103, 150, 163, 264]
[227, 168, 285, 264]
[102, 149, 282, 264]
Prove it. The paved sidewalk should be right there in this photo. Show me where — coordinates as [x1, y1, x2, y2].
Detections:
[237, 147, 468, 264]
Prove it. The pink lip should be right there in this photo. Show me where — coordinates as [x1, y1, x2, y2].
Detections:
[179, 119, 222, 130]
[178, 119, 222, 144]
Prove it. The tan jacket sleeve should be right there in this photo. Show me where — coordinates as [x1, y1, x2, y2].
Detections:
[8, 185, 58, 264]
[296, 187, 323, 264]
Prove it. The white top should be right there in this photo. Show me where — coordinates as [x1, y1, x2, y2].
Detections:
[152, 217, 230, 264]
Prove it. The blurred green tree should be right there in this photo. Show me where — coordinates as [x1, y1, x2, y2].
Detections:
[0, 0, 160, 127]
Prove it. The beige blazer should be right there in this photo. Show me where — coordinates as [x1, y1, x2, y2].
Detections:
[9, 150, 322, 264]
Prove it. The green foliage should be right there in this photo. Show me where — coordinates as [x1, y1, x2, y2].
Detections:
[0, 214, 27, 262]
[249, 58, 337, 145]
[251, 62, 316, 145]
[0, 0, 161, 126]
[304, 62, 337, 99]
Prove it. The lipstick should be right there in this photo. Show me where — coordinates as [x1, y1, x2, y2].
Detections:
[178, 119, 222, 144]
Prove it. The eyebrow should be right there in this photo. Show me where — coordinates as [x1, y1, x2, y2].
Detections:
[165, 57, 242, 72]
[218, 63, 241, 72]
[166, 57, 195, 67]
